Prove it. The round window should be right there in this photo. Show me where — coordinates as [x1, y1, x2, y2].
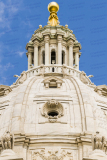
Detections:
[48, 111, 58, 117]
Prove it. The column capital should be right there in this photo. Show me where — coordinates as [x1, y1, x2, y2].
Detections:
[68, 40, 74, 47]
[34, 40, 39, 47]
[73, 46, 79, 53]
[27, 52, 32, 55]
[57, 35, 62, 43]
[44, 35, 50, 43]
[28, 47, 34, 53]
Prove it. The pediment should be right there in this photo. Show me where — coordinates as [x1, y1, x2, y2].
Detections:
[43, 76, 64, 83]
[43, 76, 64, 88]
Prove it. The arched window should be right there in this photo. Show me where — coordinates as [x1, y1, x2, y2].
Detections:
[42, 51, 45, 65]
[62, 51, 65, 64]
[51, 50, 56, 64]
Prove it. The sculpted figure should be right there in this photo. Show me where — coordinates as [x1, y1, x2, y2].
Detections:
[94, 132, 102, 149]
[102, 136, 106, 150]
[1, 131, 12, 150]
[80, 71, 89, 84]
[93, 131, 106, 150]
[19, 71, 27, 84]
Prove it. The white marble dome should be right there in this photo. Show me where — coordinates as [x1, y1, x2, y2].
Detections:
[0, 2, 107, 160]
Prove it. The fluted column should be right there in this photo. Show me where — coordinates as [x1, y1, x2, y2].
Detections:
[75, 52, 79, 70]
[57, 35, 62, 65]
[68, 41, 73, 67]
[45, 36, 50, 65]
[28, 52, 32, 70]
[34, 41, 39, 67]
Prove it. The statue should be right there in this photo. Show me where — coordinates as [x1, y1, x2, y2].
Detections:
[19, 71, 27, 84]
[1, 131, 13, 150]
[102, 136, 106, 151]
[80, 71, 89, 84]
[92, 131, 106, 151]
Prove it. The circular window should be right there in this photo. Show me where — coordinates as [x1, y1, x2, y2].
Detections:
[48, 111, 58, 117]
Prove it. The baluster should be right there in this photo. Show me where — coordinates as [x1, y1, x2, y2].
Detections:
[38, 68, 40, 74]
[50, 67, 52, 72]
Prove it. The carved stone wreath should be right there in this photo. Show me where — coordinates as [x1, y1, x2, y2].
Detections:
[41, 99, 64, 123]
[32, 149, 73, 160]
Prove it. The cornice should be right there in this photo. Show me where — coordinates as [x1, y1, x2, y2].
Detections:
[73, 47, 80, 53]
[26, 42, 34, 50]
[0, 134, 92, 148]
[63, 35, 76, 42]
[31, 35, 43, 42]
[74, 42, 82, 50]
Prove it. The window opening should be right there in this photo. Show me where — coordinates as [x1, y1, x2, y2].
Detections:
[48, 111, 58, 117]
[62, 51, 65, 64]
[42, 51, 45, 65]
[52, 67, 54, 72]
[51, 51, 56, 64]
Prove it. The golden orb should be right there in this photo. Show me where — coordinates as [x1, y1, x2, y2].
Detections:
[48, 2, 59, 13]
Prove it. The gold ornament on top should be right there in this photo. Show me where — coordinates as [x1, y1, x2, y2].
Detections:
[48, 2, 59, 26]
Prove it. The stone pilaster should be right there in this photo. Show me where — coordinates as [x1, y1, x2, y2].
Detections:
[44, 36, 50, 65]
[34, 41, 39, 67]
[78, 143, 83, 160]
[57, 35, 62, 65]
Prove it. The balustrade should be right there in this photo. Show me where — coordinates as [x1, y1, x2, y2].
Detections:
[26, 65, 81, 79]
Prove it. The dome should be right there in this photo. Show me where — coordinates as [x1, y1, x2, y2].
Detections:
[0, 2, 107, 160]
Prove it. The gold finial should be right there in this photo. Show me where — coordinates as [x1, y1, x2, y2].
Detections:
[48, 2, 59, 26]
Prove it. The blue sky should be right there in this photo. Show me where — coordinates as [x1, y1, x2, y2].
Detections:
[0, 0, 107, 86]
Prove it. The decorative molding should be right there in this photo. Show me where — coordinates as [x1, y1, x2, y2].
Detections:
[32, 149, 74, 160]
[43, 76, 64, 88]
[0, 85, 12, 97]
[94, 85, 107, 97]
[34, 40, 39, 47]
[41, 99, 64, 123]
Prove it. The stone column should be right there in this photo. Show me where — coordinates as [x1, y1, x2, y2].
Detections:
[28, 52, 32, 70]
[75, 52, 79, 70]
[45, 36, 50, 65]
[68, 41, 73, 67]
[57, 35, 62, 65]
[34, 41, 39, 67]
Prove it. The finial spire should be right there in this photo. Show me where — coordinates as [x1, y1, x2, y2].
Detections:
[48, 2, 59, 26]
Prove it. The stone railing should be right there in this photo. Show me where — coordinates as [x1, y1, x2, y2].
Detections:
[13, 64, 92, 86]
[26, 64, 81, 79]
